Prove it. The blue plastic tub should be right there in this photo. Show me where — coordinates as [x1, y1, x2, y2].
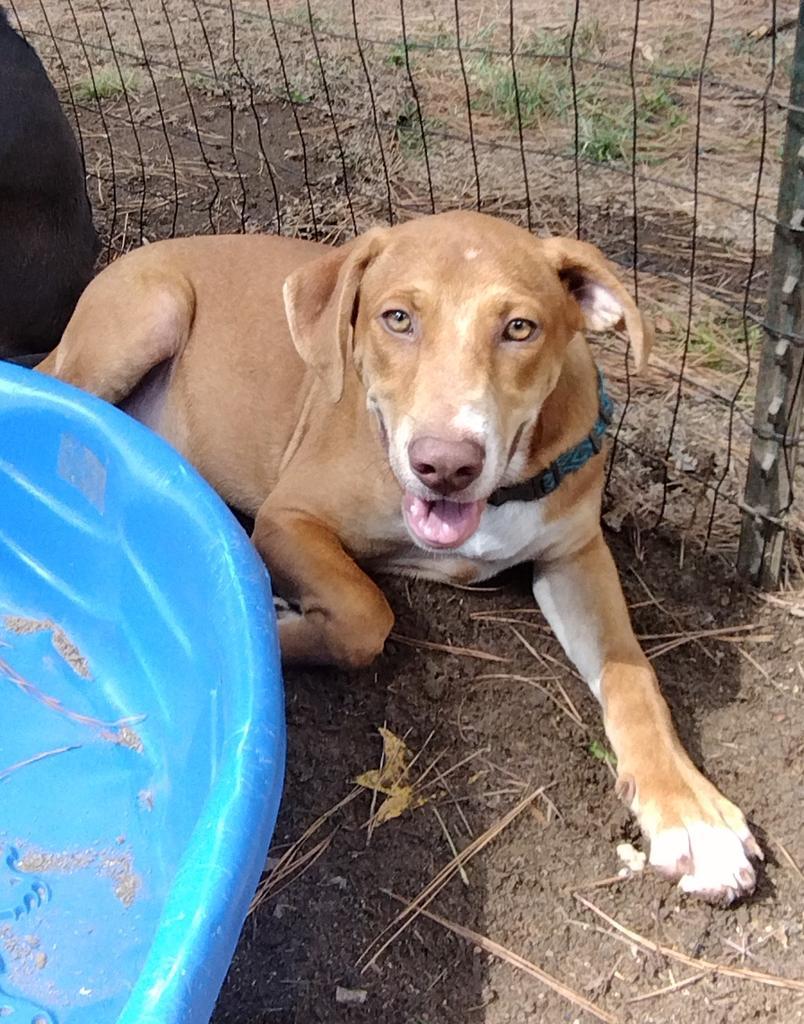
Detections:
[0, 362, 285, 1024]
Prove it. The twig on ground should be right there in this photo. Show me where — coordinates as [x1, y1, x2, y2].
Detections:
[470, 607, 543, 619]
[637, 623, 758, 640]
[509, 629, 588, 709]
[575, 894, 804, 993]
[366, 721, 387, 846]
[627, 971, 708, 1003]
[645, 623, 763, 659]
[419, 746, 488, 792]
[250, 787, 360, 915]
[424, 759, 474, 838]
[445, 582, 504, 592]
[769, 833, 804, 884]
[523, 641, 585, 683]
[470, 614, 550, 629]
[568, 872, 634, 895]
[474, 673, 586, 728]
[383, 891, 621, 1024]
[257, 832, 336, 902]
[758, 592, 804, 618]
[359, 786, 547, 971]
[431, 806, 468, 885]
[401, 727, 436, 781]
[626, 569, 716, 663]
[390, 632, 509, 663]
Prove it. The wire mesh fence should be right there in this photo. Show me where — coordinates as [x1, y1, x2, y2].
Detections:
[9, 0, 804, 581]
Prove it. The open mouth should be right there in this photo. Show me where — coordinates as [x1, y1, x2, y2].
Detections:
[403, 493, 486, 549]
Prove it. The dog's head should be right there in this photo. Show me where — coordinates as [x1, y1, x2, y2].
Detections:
[284, 211, 651, 551]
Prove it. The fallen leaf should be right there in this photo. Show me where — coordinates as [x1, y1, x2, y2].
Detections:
[355, 727, 427, 825]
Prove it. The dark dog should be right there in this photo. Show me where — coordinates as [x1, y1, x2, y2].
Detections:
[0, 7, 98, 361]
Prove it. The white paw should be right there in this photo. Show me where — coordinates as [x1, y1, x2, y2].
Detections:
[649, 820, 762, 905]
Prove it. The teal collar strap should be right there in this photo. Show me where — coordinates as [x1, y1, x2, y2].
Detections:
[488, 370, 614, 507]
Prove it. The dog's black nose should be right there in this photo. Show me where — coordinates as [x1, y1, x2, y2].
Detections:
[408, 436, 485, 494]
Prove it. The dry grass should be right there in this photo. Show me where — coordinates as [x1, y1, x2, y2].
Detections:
[358, 784, 548, 970]
[249, 737, 495, 915]
[390, 631, 510, 663]
[384, 890, 621, 1023]
[7, 0, 803, 554]
[250, 787, 361, 914]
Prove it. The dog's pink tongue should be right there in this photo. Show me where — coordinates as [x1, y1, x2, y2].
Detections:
[404, 494, 485, 548]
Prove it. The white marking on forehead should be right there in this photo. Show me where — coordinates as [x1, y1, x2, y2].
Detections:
[450, 404, 489, 439]
[453, 308, 475, 347]
[464, 247, 480, 260]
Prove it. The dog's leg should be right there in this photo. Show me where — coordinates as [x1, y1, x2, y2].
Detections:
[533, 530, 760, 903]
[252, 505, 394, 669]
[37, 269, 194, 405]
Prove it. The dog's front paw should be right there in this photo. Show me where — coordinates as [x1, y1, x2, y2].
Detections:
[621, 772, 762, 905]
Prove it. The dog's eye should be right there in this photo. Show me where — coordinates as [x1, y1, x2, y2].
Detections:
[503, 318, 538, 342]
[381, 309, 413, 334]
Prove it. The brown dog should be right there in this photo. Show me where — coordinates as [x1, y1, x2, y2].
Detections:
[39, 211, 760, 903]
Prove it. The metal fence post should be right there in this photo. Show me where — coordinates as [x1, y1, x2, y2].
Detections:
[737, 2, 804, 587]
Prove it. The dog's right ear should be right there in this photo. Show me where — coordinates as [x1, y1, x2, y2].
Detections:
[283, 229, 386, 403]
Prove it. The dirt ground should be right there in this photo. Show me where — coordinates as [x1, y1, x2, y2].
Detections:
[212, 532, 804, 1024]
[7, 1, 804, 1021]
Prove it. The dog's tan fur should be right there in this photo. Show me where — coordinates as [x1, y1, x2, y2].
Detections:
[39, 211, 760, 902]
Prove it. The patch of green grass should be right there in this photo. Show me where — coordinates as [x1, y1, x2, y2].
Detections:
[467, 23, 496, 50]
[662, 61, 701, 79]
[187, 70, 224, 95]
[577, 87, 686, 164]
[588, 739, 617, 765]
[518, 27, 569, 58]
[394, 99, 430, 154]
[728, 30, 759, 56]
[471, 56, 685, 155]
[574, 17, 609, 55]
[473, 57, 574, 127]
[281, 3, 321, 29]
[420, 27, 457, 51]
[284, 84, 313, 104]
[578, 108, 630, 163]
[640, 86, 686, 130]
[678, 314, 763, 373]
[519, 19, 607, 60]
[520, 28, 568, 58]
[384, 27, 461, 68]
[74, 66, 139, 102]
[385, 43, 408, 68]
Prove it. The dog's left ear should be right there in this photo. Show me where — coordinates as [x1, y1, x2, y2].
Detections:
[540, 236, 653, 372]
[283, 228, 386, 403]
